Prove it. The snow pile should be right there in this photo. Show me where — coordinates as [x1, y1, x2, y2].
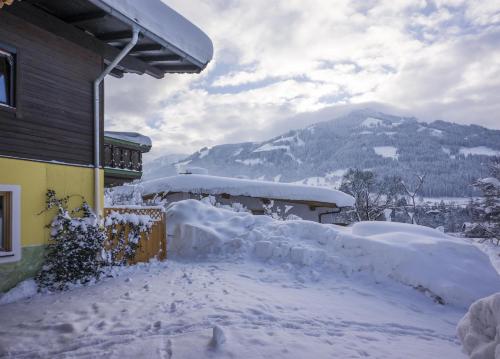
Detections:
[142, 174, 355, 207]
[0, 279, 37, 305]
[166, 199, 272, 259]
[166, 200, 500, 308]
[457, 293, 500, 359]
[347, 222, 500, 307]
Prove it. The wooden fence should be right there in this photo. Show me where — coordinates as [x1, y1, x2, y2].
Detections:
[103, 207, 167, 264]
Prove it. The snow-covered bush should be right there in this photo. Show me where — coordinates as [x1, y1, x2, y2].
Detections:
[457, 293, 500, 359]
[104, 184, 146, 206]
[103, 211, 155, 265]
[36, 190, 106, 291]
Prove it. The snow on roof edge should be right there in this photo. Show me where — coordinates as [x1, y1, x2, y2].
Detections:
[88, 0, 214, 67]
[141, 174, 355, 207]
[104, 131, 152, 148]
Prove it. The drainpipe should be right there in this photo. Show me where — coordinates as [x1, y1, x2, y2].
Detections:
[94, 27, 140, 216]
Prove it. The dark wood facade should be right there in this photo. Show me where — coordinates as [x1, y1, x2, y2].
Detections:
[0, 10, 103, 166]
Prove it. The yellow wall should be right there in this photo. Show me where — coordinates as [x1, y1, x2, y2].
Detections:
[0, 157, 104, 247]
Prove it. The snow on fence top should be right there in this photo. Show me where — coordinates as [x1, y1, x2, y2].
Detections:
[104, 131, 152, 148]
[89, 0, 213, 67]
[141, 174, 356, 207]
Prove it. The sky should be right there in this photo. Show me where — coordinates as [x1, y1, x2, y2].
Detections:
[105, 0, 500, 159]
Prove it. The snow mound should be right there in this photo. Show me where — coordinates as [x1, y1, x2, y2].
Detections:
[348, 222, 500, 308]
[166, 200, 500, 308]
[457, 293, 500, 359]
[143, 174, 355, 207]
[0, 279, 37, 305]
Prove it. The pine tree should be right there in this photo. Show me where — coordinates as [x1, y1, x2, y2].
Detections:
[465, 158, 500, 244]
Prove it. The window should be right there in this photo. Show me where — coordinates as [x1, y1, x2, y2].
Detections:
[0, 47, 15, 108]
[0, 192, 12, 252]
[0, 185, 20, 263]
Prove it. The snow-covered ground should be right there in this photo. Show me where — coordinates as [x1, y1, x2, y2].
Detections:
[0, 260, 467, 359]
[1, 199, 499, 358]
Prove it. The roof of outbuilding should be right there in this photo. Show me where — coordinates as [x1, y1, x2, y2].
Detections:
[141, 174, 356, 208]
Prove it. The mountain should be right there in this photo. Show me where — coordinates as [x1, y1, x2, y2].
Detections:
[142, 153, 188, 180]
[144, 109, 500, 197]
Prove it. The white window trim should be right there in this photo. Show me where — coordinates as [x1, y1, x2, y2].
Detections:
[0, 184, 21, 263]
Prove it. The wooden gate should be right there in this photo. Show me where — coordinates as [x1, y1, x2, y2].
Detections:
[103, 207, 167, 264]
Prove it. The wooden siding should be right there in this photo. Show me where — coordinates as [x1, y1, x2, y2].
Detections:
[0, 10, 103, 166]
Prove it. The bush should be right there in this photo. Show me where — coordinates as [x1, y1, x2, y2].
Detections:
[36, 190, 106, 291]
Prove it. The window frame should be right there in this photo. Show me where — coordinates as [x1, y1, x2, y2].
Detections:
[0, 185, 21, 263]
[0, 43, 16, 109]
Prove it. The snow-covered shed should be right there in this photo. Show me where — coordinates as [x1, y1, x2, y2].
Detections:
[142, 175, 355, 223]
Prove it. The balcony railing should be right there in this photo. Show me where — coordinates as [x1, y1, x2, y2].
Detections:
[104, 143, 143, 172]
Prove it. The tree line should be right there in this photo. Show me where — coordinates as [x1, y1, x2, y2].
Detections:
[337, 157, 500, 245]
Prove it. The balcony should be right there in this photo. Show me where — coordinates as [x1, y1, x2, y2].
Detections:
[103, 132, 152, 186]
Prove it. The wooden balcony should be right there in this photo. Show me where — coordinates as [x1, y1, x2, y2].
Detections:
[103, 132, 151, 186]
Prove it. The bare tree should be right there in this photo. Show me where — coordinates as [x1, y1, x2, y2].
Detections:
[340, 169, 402, 221]
[400, 174, 426, 224]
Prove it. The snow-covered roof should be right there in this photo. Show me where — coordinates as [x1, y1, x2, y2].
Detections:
[88, 0, 213, 68]
[104, 131, 152, 149]
[141, 174, 355, 207]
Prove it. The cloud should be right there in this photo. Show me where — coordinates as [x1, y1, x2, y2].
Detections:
[104, 0, 500, 159]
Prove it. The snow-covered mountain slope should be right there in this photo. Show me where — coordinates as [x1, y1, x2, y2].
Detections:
[143, 153, 188, 179]
[145, 109, 500, 197]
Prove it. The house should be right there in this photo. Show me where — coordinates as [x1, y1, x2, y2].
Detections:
[0, 0, 213, 292]
[141, 174, 355, 223]
[104, 131, 152, 186]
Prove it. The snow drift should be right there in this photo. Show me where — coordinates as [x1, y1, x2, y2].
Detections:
[457, 293, 500, 359]
[166, 200, 500, 308]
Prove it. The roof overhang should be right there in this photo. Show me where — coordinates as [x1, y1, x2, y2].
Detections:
[5, 0, 213, 78]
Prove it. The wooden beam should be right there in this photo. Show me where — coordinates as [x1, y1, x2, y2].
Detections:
[96, 30, 134, 42]
[110, 68, 125, 78]
[63, 11, 108, 26]
[137, 54, 182, 63]
[5, 2, 164, 79]
[129, 44, 164, 55]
